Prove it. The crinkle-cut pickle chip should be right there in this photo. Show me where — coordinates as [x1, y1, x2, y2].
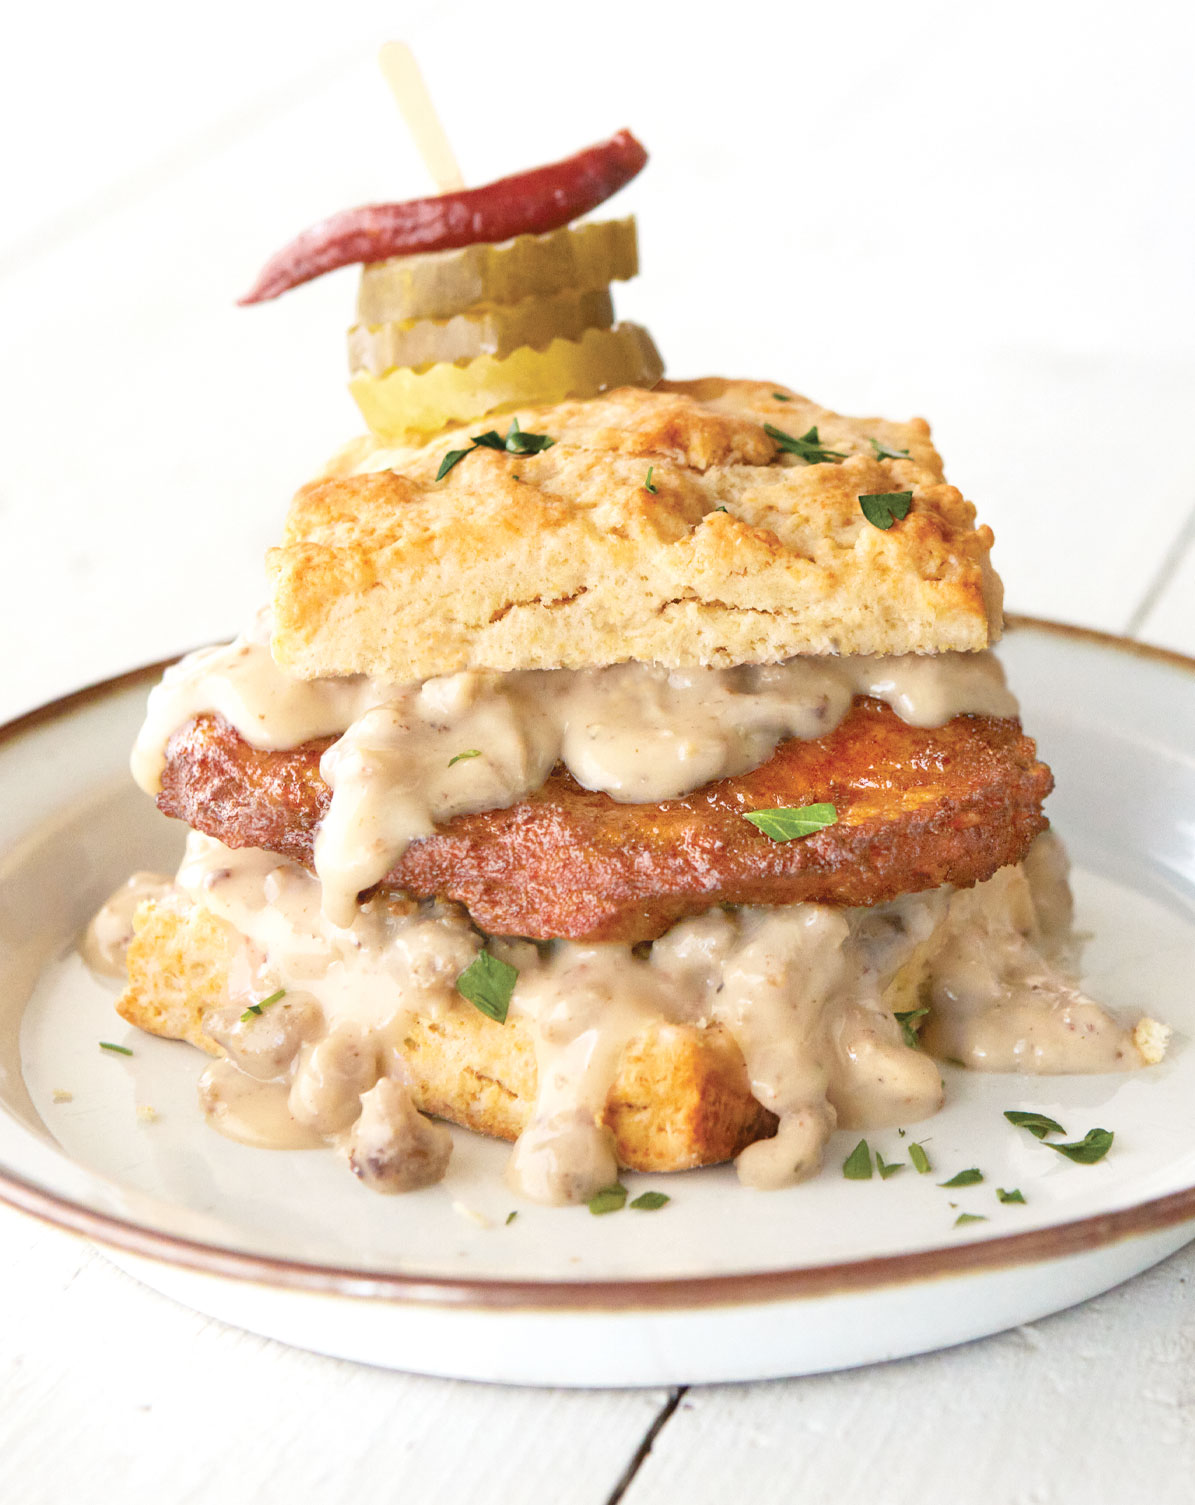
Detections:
[347, 287, 615, 375]
[349, 323, 664, 441]
[356, 217, 638, 324]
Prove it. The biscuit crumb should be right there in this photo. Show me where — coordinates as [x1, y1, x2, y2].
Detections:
[1134, 1017, 1171, 1066]
[451, 1200, 492, 1229]
[51, 1089, 73, 1104]
[136, 1104, 160, 1123]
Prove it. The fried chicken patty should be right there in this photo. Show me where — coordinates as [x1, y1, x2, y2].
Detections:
[157, 698, 1053, 943]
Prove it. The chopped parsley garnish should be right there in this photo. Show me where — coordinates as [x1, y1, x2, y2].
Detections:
[842, 1139, 873, 1180]
[588, 1183, 628, 1215]
[436, 445, 482, 481]
[1004, 1110, 1112, 1164]
[630, 1191, 670, 1211]
[241, 987, 286, 1023]
[743, 803, 838, 842]
[997, 1187, 1026, 1204]
[954, 1212, 988, 1228]
[99, 1041, 133, 1056]
[867, 437, 911, 462]
[456, 950, 518, 1024]
[1045, 1128, 1114, 1164]
[909, 1142, 932, 1175]
[505, 1211, 518, 1225]
[448, 749, 481, 767]
[939, 1168, 983, 1188]
[713, 505, 728, 513]
[436, 417, 555, 480]
[643, 465, 658, 494]
[765, 423, 847, 465]
[876, 1152, 904, 1180]
[502, 416, 556, 456]
[772, 392, 793, 401]
[894, 1006, 929, 1049]
[859, 491, 913, 530]
[1004, 1109, 1066, 1140]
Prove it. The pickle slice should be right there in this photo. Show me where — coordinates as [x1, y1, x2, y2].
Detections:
[348, 323, 664, 441]
[348, 288, 615, 375]
[356, 218, 638, 324]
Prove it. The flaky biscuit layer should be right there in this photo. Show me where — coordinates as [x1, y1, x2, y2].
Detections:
[268, 379, 1003, 683]
[116, 894, 778, 1172]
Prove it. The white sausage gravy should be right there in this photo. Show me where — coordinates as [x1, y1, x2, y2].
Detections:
[89, 619, 1167, 1205]
[86, 830, 1163, 1205]
[132, 617, 1018, 926]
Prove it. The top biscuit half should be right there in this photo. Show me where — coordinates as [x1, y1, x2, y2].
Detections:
[267, 379, 1004, 683]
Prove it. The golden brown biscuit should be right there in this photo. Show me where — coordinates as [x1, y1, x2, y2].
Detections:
[268, 379, 1003, 683]
[117, 894, 777, 1171]
[116, 892, 234, 1054]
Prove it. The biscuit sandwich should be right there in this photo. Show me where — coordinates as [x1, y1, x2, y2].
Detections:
[88, 132, 1167, 1206]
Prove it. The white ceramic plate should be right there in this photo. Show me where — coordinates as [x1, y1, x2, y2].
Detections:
[2, 620, 1195, 1387]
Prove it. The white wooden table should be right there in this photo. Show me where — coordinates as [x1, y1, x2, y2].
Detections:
[2, 4, 1194, 1500]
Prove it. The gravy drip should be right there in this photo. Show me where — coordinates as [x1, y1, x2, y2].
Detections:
[133, 624, 1018, 925]
[79, 871, 173, 977]
[112, 830, 1153, 1204]
[921, 833, 1141, 1071]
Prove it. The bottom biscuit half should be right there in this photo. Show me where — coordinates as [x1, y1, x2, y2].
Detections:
[118, 889, 779, 1172]
[103, 830, 1158, 1204]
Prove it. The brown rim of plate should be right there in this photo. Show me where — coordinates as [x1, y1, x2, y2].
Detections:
[1, 615, 1194, 1313]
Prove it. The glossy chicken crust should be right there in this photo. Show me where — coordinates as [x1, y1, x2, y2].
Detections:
[156, 699, 1053, 944]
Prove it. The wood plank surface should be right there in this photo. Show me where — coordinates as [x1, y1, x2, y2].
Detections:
[1137, 527, 1195, 657]
[0, 1202, 671, 1505]
[623, 1243, 1195, 1505]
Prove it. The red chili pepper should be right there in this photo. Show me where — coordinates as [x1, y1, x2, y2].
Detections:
[238, 128, 648, 306]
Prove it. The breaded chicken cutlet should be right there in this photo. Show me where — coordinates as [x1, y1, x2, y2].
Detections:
[156, 699, 1052, 943]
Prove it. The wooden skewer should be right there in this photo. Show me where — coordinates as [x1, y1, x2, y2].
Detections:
[378, 42, 465, 194]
